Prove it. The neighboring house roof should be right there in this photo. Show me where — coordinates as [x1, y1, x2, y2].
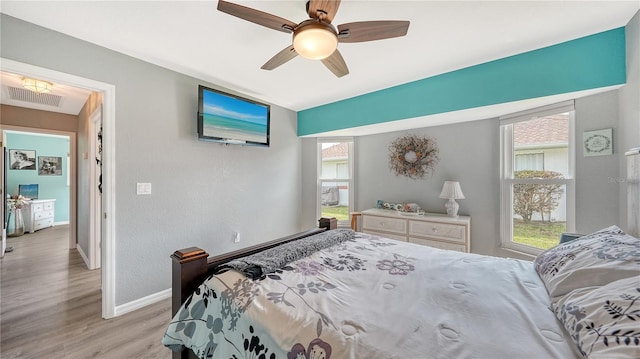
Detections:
[514, 114, 569, 146]
[322, 142, 348, 160]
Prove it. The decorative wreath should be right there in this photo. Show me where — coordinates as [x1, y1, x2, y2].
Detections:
[584, 134, 611, 154]
[388, 134, 439, 179]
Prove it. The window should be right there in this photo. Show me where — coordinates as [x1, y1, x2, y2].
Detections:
[318, 138, 354, 227]
[500, 102, 575, 255]
[515, 153, 544, 171]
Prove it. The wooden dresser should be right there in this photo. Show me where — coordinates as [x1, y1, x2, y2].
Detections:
[23, 199, 56, 233]
[361, 208, 471, 252]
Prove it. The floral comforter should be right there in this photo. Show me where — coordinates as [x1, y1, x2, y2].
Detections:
[162, 232, 579, 359]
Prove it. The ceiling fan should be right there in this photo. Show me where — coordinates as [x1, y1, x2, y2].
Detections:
[217, 0, 410, 77]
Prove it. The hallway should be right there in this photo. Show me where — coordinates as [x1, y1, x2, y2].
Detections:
[0, 225, 172, 358]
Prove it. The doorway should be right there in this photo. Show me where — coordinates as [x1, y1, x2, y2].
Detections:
[2, 128, 74, 249]
[0, 58, 117, 318]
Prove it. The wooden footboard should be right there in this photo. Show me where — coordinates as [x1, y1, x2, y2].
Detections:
[169, 217, 337, 359]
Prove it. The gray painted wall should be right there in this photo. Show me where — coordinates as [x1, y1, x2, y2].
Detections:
[1, 14, 302, 305]
[575, 92, 621, 233]
[300, 138, 319, 230]
[355, 119, 500, 256]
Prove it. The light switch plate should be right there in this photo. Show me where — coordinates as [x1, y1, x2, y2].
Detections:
[136, 182, 152, 195]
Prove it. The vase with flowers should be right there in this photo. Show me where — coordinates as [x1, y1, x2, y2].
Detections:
[7, 194, 27, 237]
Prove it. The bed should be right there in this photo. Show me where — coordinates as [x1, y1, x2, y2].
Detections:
[163, 220, 640, 359]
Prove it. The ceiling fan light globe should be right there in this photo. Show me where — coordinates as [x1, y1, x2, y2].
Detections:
[293, 23, 338, 60]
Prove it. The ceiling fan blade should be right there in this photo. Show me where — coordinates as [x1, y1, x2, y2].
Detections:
[307, 0, 341, 23]
[261, 45, 298, 70]
[321, 49, 349, 78]
[218, 0, 297, 33]
[337, 20, 410, 43]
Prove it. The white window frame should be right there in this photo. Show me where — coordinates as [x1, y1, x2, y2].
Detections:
[317, 137, 354, 228]
[499, 101, 576, 255]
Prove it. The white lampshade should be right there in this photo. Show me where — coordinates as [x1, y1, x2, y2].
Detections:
[439, 181, 465, 200]
[293, 21, 338, 60]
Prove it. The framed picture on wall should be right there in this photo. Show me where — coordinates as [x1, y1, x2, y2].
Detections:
[9, 149, 36, 170]
[38, 156, 63, 176]
[583, 128, 613, 157]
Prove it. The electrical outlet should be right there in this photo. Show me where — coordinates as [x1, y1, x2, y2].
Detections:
[233, 231, 240, 243]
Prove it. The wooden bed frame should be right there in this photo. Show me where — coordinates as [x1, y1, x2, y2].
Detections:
[169, 218, 338, 359]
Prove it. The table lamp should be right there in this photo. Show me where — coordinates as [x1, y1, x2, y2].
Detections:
[439, 181, 465, 217]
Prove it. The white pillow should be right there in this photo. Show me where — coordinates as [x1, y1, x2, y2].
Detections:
[534, 226, 640, 298]
[553, 276, 640, 358]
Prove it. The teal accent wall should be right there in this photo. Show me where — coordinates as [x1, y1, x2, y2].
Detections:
[6, 132, 70, 223]
[298, 27, 627, 136]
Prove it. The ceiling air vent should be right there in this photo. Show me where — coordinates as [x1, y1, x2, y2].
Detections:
[7, 86, 62, 107]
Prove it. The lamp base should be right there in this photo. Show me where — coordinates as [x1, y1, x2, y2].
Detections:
[444, 198, 459, 217]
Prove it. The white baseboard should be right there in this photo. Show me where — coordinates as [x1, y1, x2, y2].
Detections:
[76, 245, 90, 268]
[54, 221, 70, 226]
[114, 288, 172, 317]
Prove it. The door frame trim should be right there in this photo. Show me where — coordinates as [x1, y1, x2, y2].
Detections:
[88, 107, 102, 270]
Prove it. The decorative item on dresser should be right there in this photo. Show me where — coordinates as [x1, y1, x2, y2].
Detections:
[7, 195, 27, 237]
[439, 180, 465, 217]
[361, 208, 470, 252]
[21, 199, 56, 233]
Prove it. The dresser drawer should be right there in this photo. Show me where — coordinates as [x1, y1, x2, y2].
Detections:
[34, 210, 54, 220]
[43, 201, 55, 211]
[409, 221, 466, 243]
[32, 203, 44, 212]
[408, 237, 466, 252]
[362, 215, 407, 235]
[34, 218, 54, 231]
[363, 230, 407, 242]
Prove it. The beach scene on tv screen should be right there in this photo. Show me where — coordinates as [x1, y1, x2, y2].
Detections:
[202, 90, 268, 144]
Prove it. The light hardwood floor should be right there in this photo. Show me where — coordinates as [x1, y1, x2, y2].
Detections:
[1, 225, 173, 358]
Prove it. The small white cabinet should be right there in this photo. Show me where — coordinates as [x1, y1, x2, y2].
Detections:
[22, 199, 56, 233]
[361, 208, 471, 252]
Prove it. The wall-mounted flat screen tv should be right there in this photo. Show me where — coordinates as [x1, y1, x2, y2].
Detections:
[197, 85, 270, 147]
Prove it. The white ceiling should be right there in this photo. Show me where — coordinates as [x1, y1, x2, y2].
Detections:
[1, 1, 638, 128]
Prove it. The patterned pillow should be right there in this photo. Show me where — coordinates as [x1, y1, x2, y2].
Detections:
[553, 276, 640, 358]
[534, 226, 640, 298]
